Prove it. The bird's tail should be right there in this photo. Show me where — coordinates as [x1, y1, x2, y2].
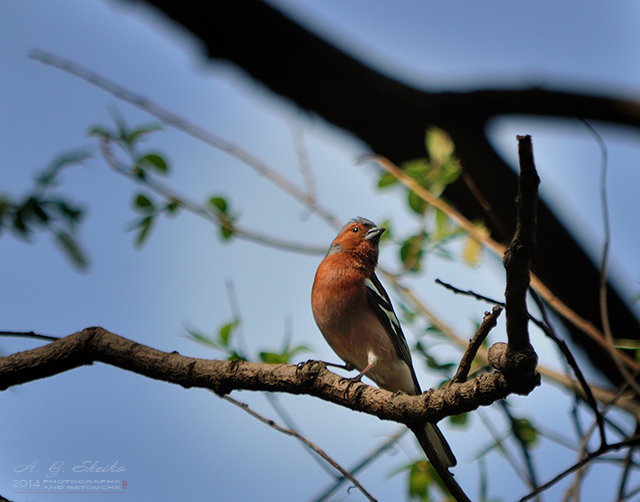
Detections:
[410, 423, 470, 502]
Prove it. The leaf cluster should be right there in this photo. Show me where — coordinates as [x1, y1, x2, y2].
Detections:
[185, 319, 309, 364]
[90, 112, 179, 248]
[91, 112, 239, 247]
[377, 127, 487, 272]
[0, 151, 89, 269]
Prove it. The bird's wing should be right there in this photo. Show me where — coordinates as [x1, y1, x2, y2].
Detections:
[364, 273, 421, 394]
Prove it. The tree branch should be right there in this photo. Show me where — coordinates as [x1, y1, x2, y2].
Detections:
[503, 135, 538, 354]
[450, 306, 502, 384]
[519, 435, 640, 502]
[486, 135, 539, 387]
[0, 327, 539, 424]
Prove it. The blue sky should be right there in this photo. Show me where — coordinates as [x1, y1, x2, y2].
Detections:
[3, 1, 640, 501]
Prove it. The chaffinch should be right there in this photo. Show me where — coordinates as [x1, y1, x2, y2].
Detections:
[311, 217, 469, 502]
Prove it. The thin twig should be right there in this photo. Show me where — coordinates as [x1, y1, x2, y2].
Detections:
[568, 406, 595, 502]
[0, 331, 60, 342]
[30, 49, 340, 230]
[461, 169, 510, 242]
[519, 435, 640, 502]
[599, 372, 640, 433]
[263, 393, 337, 478]
[534, 423, 584, 452]
[450, 306, 502, 384]
[582, 120, 640, 399]
[498, 401, 541, 498]
[622, 483, 640, 501]
[476, 409, 533, 487]
[615, 422, 639, 502]
[436, 278, 503, 307]
[313, 428, 408, 502]
[291, 127, 317, 202]
[529, 290, 607, 449]
[98, 137, 324, 255]
[570, 397, 586, 447]
[220, 394, 377, 502]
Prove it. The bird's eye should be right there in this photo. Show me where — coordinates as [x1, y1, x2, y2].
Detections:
[352, 226, 359, 233]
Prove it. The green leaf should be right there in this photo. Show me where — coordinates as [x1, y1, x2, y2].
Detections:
[259, 351, 285, 364]
[209, 196, 228, 213]
[433, 209, 450, 241]
[25, 197, 49, 223]
[462, 222, 488, 267]
[134, 215, 154, 248]
[397, 301, 418, 324]
[400, 233, 427, 272]
[415, 343, 456, 372]
[513, 418, 538, 447]
[208, 196, 236, 240]
[439, 160, 461, 185]
[287, 344, 311, 359]
[36, 150, 90, 187]
[377, 172, 399, 188]
[220, 222, 235, 240]
[132, 166, 147, 180]
[259, 344, 310, 364]
[425, 126, 455, 165]
[462, 237, 482, 267]
[226, 351, 247, 362]
[54, 230, 88, 271]
[139, 153, 169, 174]
[408, 190, 428, 215]
[407, 461, 432, 501]
[53, 199, 84, 224]
[12, 210, 28, 235]
[88, 125, 116, 140]
[184, 328, 221, 350]
[0, 197, 8, 223]
[378, 218, 393, 243]
[108, 108, 132, 146]
[448, 413, 468, 427]
[133, 193, 155, 213]
[218, 321, 238, 347]
[128, 124, 162, 144]
[403, 159, 430, 182]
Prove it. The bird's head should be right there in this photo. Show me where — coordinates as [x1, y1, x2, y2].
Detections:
[326, 217, 386, 266]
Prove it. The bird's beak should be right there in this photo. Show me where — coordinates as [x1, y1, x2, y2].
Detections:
[365, 226, 386, 241]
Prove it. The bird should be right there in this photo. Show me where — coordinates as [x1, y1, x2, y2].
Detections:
[311, 217, 469, 502]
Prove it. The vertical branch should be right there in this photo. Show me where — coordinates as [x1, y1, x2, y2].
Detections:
[503, 135, 539, 353]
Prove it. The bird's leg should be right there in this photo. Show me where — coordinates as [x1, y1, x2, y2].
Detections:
[346, 352, 378, 383]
